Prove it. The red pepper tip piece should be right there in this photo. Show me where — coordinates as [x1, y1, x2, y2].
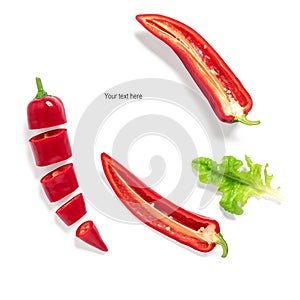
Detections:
[76, 220, 108, 252]
[234, 114, 260, 126]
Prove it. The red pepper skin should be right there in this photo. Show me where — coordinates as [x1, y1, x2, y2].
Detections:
[29, 129, 72, 166]
[40, 163, 79, 202]
[56, 193, 87, 226]
[136, 14, 260, 126]
[101, 152, 228, 257]
[27, 77, 67, 129]
[76, 220, 108, 252]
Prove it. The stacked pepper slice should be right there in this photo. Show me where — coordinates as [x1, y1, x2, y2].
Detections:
[27, 77, 107, 252]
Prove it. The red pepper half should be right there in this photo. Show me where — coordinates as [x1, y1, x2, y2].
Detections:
[29, 129, 72, 166]
[101, 152, 228, 257]
[56, 193, 87, 226]
[136, 14, 260, 126]
[76, 220, 108, 252]
[40, 163, 78, 202]
[27, 77, 67, 129]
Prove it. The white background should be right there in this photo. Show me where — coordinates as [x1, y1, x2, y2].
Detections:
[1, 0, 300, 299]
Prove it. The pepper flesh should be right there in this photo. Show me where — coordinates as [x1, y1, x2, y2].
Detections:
[101, 152, 228, 257]
[136, 14, 260, 125]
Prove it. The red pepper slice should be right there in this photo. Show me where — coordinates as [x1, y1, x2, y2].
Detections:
[101, 152, 228, 257]
[27, 77, 67, 130]
[56, 193, 87, 226]
[136, 14, 260, 126]
[76, 220, 108, 252]
[29, 129, 72, 166]
[40, 163, 79, 202]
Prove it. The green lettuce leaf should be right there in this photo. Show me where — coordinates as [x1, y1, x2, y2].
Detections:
[192, 155, 283, 215]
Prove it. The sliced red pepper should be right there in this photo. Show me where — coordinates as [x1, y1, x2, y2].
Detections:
[76, 220, 108, 252]
[101, 152, 228, 257]
[136, 14, 260, 126]
[27, 77, 67, 130]
[56, 193, 87, 226]
[29, 128, 72, 166]
[40, 163, 78, 202]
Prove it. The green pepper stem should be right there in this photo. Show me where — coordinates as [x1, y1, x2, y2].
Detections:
[234, 114, 261, 126]
[35, 77, 48, 99]
[215, 232, 228, 258]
